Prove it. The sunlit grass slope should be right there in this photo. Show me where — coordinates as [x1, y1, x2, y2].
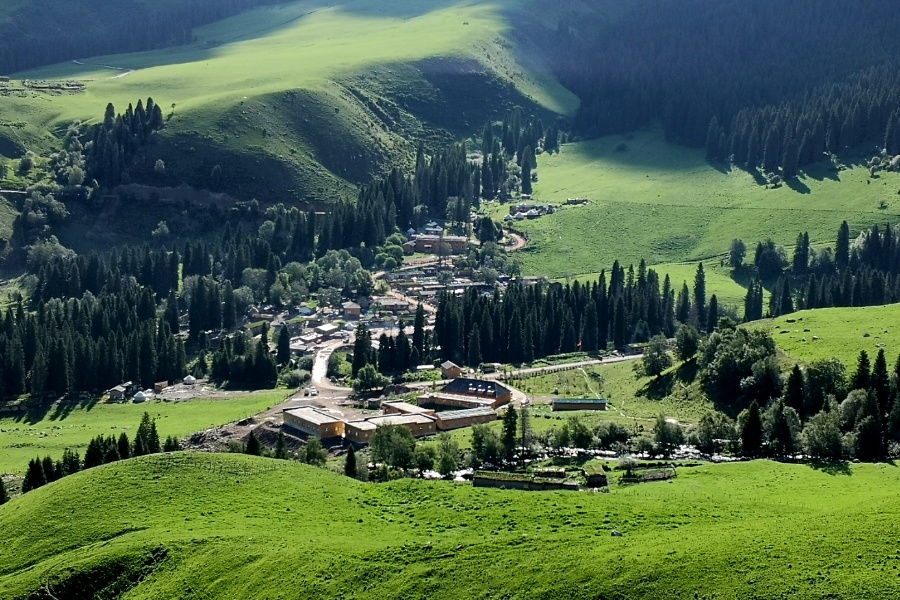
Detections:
[1, 0, 579, 202]
[751, 304, 900, 366]
[0, 391, 286, 475]
[514, 129, 900, 277]
[1, 453, 899, 598]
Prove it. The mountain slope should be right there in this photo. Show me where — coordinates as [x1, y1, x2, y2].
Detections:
[0, 0, 581, 203]
[2, 453, 900, 599]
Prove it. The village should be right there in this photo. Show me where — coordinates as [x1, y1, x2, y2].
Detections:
[84, 202, 625, 463]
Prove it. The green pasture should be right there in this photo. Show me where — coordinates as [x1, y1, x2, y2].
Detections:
[2, 453, 900, 598]
[508, 129, 900, 277]
[751, 304, 900, 367]
[4, 0, 575, 150]
[0, 391, 288, 475]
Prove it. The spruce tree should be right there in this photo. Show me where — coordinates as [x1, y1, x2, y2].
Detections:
[872, 349, 890, 413]
[245, 429, 261, 456]
[275, 430, 288, 459]
[851, 350, 872, 391]
[741, 401, 763, 457]
[22, 458, 46, 493]
[784, 365, 806, 419]
[836, 221, 851, 271]
[117, 431, 130, 460]
[502, 405, 518, 461]
[344, 445, 357, 478]
[468, 326, 482, 367]
[277, 326, 291, 366]
[706, 294, 719, 333]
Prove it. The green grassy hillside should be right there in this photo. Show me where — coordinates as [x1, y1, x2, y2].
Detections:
[0, 0, 579, 203]
[1, 453, 899, 599]
[0, 391, 286, 475]
[751, 304, 900, 366]
[510, 129, 900, 278]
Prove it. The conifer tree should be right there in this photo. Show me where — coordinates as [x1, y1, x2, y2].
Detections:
[784, 364, 806, 419]
[117, 431, 130, 460]
[502, 405, 518, 461]
[741, 401, 764, 457]
[245, 429, 261, 456]
[277, 326, 291, 366]
[852, 350, 872, 391]
[706, 294, 719, 333]
[836, 221, 851, 271]
[275, 430, 288, 459]
[344, 445, 357, 478]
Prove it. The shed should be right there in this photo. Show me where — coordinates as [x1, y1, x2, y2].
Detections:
[108, 385, 127, 401]
[440, 361, 463, 379]
[552, 398, 609, 411]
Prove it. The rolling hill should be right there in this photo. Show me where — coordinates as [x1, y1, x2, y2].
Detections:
[2, 453, 900, 599]
[0, 0, 579, 205]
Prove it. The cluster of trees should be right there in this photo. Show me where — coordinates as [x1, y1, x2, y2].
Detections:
[21, 413, 176, 493]
[348, 306, 431, 380]
[207, 327, 278, 387]
[0, 0, 280, 74]
[707, 66, 900, 177]
[365, 424, 460, 479]
[553, 0, 900, 174]
[738, 221, 900, 320]
[690, 319, 900, 461]
[84, 100, 165, 187]
[435, 260, 717, 366]
[0, 286, 187, 397]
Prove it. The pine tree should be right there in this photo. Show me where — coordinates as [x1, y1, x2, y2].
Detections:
[245, 429, 261, 456]
[502, 405, 518, 461]
[851, 350, 872, 391]
[22, 458, 46, 493]
[275, 430, 287, 459]
[277, 326, 291, 366]
[784, 364, 806, 419]
[468, 325, 482, 367]
[117, 431, 130, 460]
[344, 445, 357, 478]
[872, 349, 890, 413]
[676, 283, 691, 324]
[706, 294, 719, 333]
[741, 400, 763, 457]
[836, 221, 851, 271]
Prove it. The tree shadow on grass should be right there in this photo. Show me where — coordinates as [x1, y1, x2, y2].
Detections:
[637, 371, 674, 401]
[785, 177, 811, 194]
[807, 461, 853, 476]
[48, 395, 100, 422]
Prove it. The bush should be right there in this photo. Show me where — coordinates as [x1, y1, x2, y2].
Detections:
[18, 155, 34, 174]
[280, 369, 310, 388]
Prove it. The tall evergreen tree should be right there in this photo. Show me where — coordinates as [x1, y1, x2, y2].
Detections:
[741, 400, 764, 457]
[245, 429, 261, 456]
[344, 444, 357, 478]
[276, 326, 291, 366]
[275, 430, 288, 459]
[836, 221, 851, 271]
[851, 350, 872, 391]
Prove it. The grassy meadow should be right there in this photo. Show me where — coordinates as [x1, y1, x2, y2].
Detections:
[1, 452, 899, 598]
[506, 129, 900, 278]
[0, 391, 288, 475]
[751, 304, 900, 367]
[1, 0, 578, 205]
